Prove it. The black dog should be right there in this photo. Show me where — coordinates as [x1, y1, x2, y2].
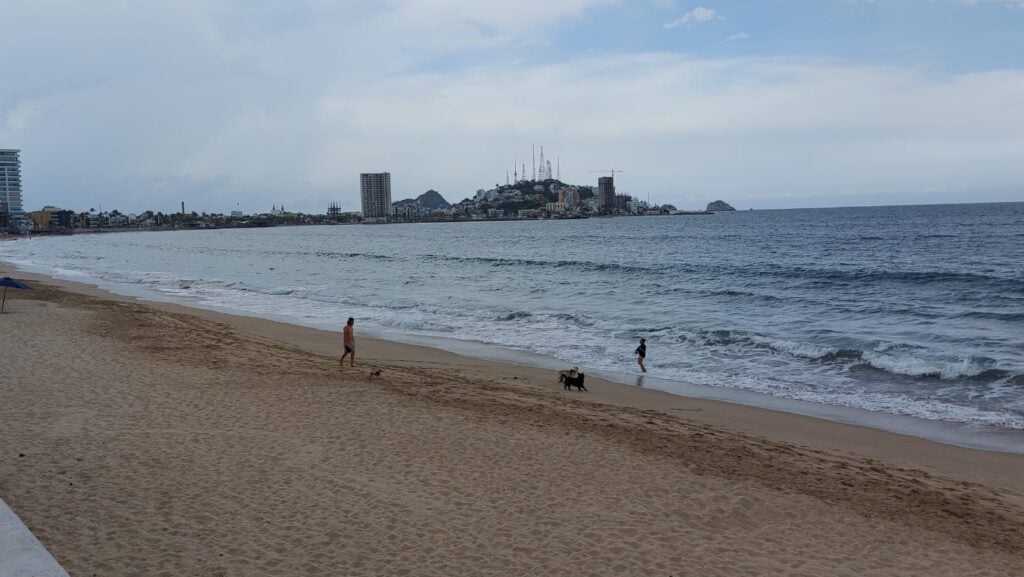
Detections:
[558, 372, 587, 392]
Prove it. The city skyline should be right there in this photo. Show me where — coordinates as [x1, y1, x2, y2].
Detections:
[2, 1, 1023, 214]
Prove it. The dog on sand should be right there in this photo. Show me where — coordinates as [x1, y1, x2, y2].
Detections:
[558, 370, 587, 392]
[369, 369, 382, 380]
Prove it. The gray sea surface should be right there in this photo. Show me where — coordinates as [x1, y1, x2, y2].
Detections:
[3, 202, 1023, 446]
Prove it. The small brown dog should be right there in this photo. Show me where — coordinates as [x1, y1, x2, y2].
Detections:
[369, 369, 382, 380]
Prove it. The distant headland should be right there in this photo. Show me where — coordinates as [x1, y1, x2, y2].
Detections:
[3, 178, 730, 234]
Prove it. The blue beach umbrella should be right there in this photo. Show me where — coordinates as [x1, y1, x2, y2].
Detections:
[0, 277, 32, 314]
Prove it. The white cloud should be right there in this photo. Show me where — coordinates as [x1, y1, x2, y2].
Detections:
[2, 1, 1023, 212]
[663, 6, 717, 29]
[726, 32, 750, 41]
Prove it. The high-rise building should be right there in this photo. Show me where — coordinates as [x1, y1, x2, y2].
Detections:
[0, 149, 23, 214]
[360, 172, 392, 223]
[597, 176, 615, 211]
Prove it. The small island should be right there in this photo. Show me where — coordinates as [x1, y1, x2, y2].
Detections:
[706, 200, 736, 212]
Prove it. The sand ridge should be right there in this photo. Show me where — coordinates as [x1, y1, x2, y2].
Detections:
[2, 280, 1024, 576]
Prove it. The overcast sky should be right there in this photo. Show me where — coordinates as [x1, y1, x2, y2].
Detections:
[2, 0, 1023, 213]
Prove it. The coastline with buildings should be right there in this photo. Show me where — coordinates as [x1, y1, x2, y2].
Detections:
[1, 147, 715, 236]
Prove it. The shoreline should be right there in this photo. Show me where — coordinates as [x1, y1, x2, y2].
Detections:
[4, 257, 1024, 457]
[3, 267, 1024, 574]
[3, 262, 1024, 490]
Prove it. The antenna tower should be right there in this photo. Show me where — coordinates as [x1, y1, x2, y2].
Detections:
[532, 145, 536, 181]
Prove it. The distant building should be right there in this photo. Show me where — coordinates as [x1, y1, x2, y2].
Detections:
[29, 206, 73, 229]
[108, 213, 129, 227]
[0, 149, 23, 214]
[561, 187, 580, 207]
[597, 176, 615, 211]
[392, 204, 416, 221]
[615, 193, 632, 213]
[360, 172, 392, 223]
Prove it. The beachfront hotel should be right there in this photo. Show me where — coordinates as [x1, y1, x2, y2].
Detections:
[0, 148, 23, 214]
[360, 172, 391, 224]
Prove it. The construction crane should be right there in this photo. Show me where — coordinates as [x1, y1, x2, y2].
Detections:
[588, 169, 624, 178]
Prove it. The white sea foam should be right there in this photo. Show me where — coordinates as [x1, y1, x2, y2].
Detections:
[48, 266, 93, 278]
[860, 351, 991, 380]
[751, 336, 838, 359]
[378, 313, 456, 333]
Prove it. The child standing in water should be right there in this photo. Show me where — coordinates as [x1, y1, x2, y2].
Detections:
[635, 338, 647, 373]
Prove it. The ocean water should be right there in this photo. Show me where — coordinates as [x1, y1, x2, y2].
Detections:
[3, 203, 1023, 437]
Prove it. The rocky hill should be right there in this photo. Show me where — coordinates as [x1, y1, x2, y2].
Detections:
[706, 200, 736, 212]
[394, 189, 451, 210]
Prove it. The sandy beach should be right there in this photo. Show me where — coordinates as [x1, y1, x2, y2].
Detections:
[2, 269, 1024, 576]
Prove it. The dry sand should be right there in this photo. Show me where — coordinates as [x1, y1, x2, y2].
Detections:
[2, 271, 1024, 576]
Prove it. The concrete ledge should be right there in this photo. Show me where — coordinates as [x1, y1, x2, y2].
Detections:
[0, 499, 69, 577]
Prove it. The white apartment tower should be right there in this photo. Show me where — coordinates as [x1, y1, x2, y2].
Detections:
[0, 149, 23, 213]
[360, 172, 392, 223]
